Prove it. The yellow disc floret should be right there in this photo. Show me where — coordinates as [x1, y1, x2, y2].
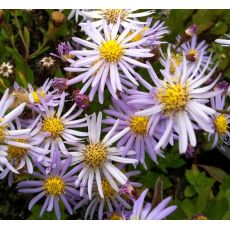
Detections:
[32, 90, 46, 104]
[99, 40, 123, 63]
[157, 83, 189, 114]
[103, 9, 128, 24]
[42, 117, 64, 138]
[170, 53, 183, 74]
[130, 116, 149, 135]
[214, 114, 228, 135]
[44, 176, 65, 196]
[84, 143, 107, 168]
[8, 139, 28, 159]
[101, 179, 116, 198]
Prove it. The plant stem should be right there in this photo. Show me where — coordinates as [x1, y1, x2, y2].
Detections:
[216, 109, 230, 115]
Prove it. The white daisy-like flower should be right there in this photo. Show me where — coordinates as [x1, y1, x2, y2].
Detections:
[40, 56, 55, 68]
[0, 89, 31, 173]
[65, 20, 153, 103]
[80, 9, 154, 29]
[134, 51, 220, 153]
[70, 112, 138, 199]
[0, 116, 50, 184]
[40, 92, 88, 155]
[0, 62, 14, 78]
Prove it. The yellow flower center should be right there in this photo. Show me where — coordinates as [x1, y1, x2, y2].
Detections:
[44, 176, 65, 196]
[103, 9, 128, 24]
[130, 116, 149, 135]
[99, 40, 123, 63]
[63, 54, 75, 61]
[101, 179, 116, 198]
[186, 49, 199, 62]
[0, 118, 6, 144]
[7, 139, 28, 159]
[42, 117, 64, 138]
[170, 53, 183, 74]
[109, 214, 123, 220]
[157, 83, 189, 114]
[127, 27, 148, 43]
[84, 143, 107, 169]
[214, 114, 228, 135]
[32, 90, 46, 104]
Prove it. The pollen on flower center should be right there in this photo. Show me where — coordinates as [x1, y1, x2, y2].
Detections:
[130, 116, 149, 135]
[8, 139, 28, 159]
[99, 40, 123, 63]
[101, 179, 116, 198]
[109, 214, 123, 220]
[0, 118, 6, 144]
[84, 143, 107, 168]
[186, 49, 199, 62]
[157, 83, 189, 114]
[32, 90, 46, 104]
[170, 53, 183, 74]
[44, 176, 65, 196]
[42, 117, 64, 138]
[103, 9, 128, 24]
[214, 114, 228, 135]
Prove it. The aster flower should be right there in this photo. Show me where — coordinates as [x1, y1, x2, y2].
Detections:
[50, 42, 74, 62]
[0, 89, 31, 173]
[66, 9, 90, 22]
[70, 112, 138, 199]
[39, 92, 88, 155]
[0, 116, 50, 185]
[52, 77, 68, 92]
[75, 168, 141, 220]
[72, 90, 90, 109]
[209, 94, 230, 148]
[80, 9, 154, 29]
[0, 62, 14, 78]
[128, 52, 220, 153]
[26, 79, 61, 112]
[215, 34, 230, 46]
[129, 17, 169, 48]
[180, 34, 210, 67]
[65, 20, 153, 103]
[129, 189, 176, 220]
[17, 151, 84, 219]
[103, 97, 164, 167]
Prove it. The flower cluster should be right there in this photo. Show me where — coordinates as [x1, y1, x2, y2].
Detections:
[1, 9, 230, 220]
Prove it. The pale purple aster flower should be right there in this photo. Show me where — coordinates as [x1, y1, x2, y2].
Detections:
[180, 34, 211, 67]
[0, 116, 50, 185]
[65, 19, 153, 104]
[103, 97, 164, 167]
[64, 9, 89, 23]
[215, 34, 230, 46]
[131, 17, 169, 48]
[209, 94, 230, 149]
[129, 189, 177, 220]
[0, 89, 31, 173]
[75, 167, 142, 220]
[79, 10, 154, 29]
[39, 92, 88, 155]
[50, 42, 74, 62]
[17, 150, 84, 220]
[128, 52, 220, 153]
[70, 112, 138, 200]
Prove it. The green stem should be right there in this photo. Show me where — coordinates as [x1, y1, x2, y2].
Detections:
[13, 11, 29, 61]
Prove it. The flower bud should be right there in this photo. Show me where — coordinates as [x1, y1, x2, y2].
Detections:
[72, 90, 90, 109]
[52, 77, 68, 92]
[214, 80, 229, 95]
[192, 213, 208, 220]
[179, 24, 197, 45]
[51, 11, 65, 27]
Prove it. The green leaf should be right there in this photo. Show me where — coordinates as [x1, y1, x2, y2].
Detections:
[181, 199, 195, 219]
[198, 164, 227, 183]
[184, 186, 196, 198]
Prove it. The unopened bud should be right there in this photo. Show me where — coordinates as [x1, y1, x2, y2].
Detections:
[179, 24, 197, 45]
[52, 77, 68, 92]
[51, 11, 65, 27]
[72, 90, 90, 109]
[119, 183, 138, 200]
[0, 9, 4, 23]
[192, 213, 208, 220]
[214, 81, 229, 95]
